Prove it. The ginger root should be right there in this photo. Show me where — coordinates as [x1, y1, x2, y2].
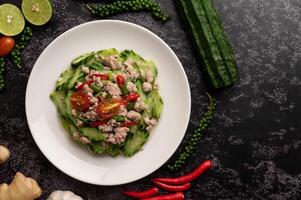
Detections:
[0, 145, 10, 164]
[0, 172, 42, 200]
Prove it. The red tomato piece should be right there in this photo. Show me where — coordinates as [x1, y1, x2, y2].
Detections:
[89, 120, 107, 127]
[92, 73, 109, 80]
[0, 36, 15, 57]
[116, 74, 125, 87]
[122, 121, 137, 127]
[125, 93, 140, 102]
[96, 99, 124, 119]
[70, 92, 90, 112]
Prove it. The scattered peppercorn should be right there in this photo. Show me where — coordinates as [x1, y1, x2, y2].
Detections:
[87, 0, 170, 22]
[10, 27, 33, 68]
[168, 93, 216, 171]
[0, 58, 6, 90]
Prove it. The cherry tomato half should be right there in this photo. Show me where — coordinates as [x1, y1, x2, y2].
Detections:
[70, 92, 90, 112]
[0, 36, 15, 57]
[96, 99, 125, 119]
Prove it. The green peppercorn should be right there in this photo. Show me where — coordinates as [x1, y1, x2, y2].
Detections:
[0, 58, 6, 91]
[10, 27, 33, 69]
[167, 93, 216, 171]
[87, 0, 170, 22]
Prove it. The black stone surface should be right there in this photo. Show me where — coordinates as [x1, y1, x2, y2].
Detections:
[0, 0, 300, 199]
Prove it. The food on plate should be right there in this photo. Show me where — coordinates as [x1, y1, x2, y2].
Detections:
[0, 172, 42, 200]
[47, 190, 83, 200]
[22, 0, 53, 26]
[0, 36, 15, 57]
[51, 48, 163, 157]
[0, 4, 25, 36]
[0, 145, 10, 164]
[123, 187, 159, 199]
[174, 0, 239, 88]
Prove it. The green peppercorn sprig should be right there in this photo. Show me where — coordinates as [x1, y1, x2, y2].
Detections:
[168, 93, 216, 171]
[0, 58, 6, 91]
[87, 0, 170, 22]
[10, 27, 33, 68]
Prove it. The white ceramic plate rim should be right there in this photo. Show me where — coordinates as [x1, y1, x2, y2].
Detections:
[25, 20, 191, 185]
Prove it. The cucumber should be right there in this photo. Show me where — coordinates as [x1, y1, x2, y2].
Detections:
[135, 79, 147, 101]
[67, 67, 83, 89]
[50, 91, 66, 116]
[89, 142, 105, 154]
[96, 48, 120, 57]
[65, 91, 77, 126]
[55, 67, 74, 90]
[123, 131, 149, 157]
[120, 49, 145, 62]
[90, 82, 101, 93]
[80, 127, 105, 142]
[105, 144, 121, 157]
[149, 90, 163, 119]
[71, 52, 94, 67]
[174, 0, 239, 88]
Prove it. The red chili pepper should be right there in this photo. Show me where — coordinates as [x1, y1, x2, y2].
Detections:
[77, 80, 94, 90]
[122, 121, 137, 127]
[92, 73, 109, 80]
[125, 93, 140, 101]
[141, 192, 184, 200]
[153, 181, 191, 192]
[116, 74, 125, 87]
[123, 187, 159, 199]
[89, 120, 107, 127]
[153, 160, 212, 185]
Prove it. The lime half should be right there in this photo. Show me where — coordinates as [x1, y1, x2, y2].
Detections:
[22, 0, 52, 26]
[0, 4, 25, 36]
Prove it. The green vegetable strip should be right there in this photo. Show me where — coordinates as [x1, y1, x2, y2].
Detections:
[0, 58, 6, 91]
[200, 0, 239, 82]
[190, 0, 232, 86]
[175, 0, 223, 88]
[168, 93, 216, 171]
[10, 27, 33, 68]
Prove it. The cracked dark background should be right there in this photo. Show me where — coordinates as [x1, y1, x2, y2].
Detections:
[0, 0, 301, 199]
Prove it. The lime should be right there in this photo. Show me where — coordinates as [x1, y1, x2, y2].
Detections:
[22, 0, 52, 26]
[0, 4, 25, 36]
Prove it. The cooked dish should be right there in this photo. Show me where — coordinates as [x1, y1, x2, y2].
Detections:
[50, 49, 163, 157]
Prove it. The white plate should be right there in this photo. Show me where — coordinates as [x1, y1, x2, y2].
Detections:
[26, 20, 191, 185]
